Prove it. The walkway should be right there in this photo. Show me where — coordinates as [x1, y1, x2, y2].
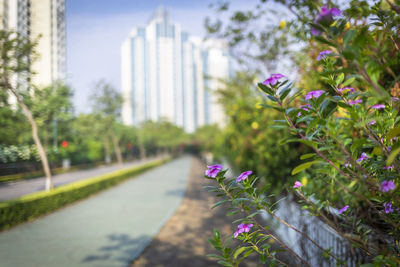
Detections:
[0, 156, 164, 201]
[0, 156, 192, 267]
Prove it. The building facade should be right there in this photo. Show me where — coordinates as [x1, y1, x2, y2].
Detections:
[121, 8, 232, 132]
[0, 0, 66, 87]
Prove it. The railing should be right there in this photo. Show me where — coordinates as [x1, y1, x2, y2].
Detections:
[262, 194, 368, 266]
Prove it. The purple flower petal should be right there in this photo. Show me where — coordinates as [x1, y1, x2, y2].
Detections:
[293, 181, 303, 188]
[317, 50, 332, 61]
[236, 171, 253, 182]
[384, 202, 394, 214]
[338, 205, 349, 214]
[311, 28, 321, 36]
[338, 87, 355, 93]
[263, 73, 286, 86]
[234, 223, 253, 238]
[348, 99, 362, 105]
[330, 7, 341, 16]
[380, 180, 396, 192]
[371, 104, 385, 110]
[305, 90, 325, 100]
[356, 152, 369, 163]
[368, 120, 376, 125]
[205, 164, 223, 178]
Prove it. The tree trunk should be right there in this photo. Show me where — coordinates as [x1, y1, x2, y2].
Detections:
[8, 87, 53, 190]
[139, 145, 146, 161]
[111, 132, 123, 168]
[104, 137, 111, 164]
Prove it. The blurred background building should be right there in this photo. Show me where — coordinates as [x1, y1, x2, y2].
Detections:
[0, 0, 66, 87]
[121, 7, 232, 133]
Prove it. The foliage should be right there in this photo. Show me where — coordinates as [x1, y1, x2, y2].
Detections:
[0, 157, 170, 231]
[206, 0, 400, 266]
[215, 72, 302, 189]
[30, 82, 74, 149]
[138, 120, 189, 153]
[0, 144, 40, 163]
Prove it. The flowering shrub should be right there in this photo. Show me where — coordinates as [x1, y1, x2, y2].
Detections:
[206, 1, 400, 266]
[0, 145, 40, 163]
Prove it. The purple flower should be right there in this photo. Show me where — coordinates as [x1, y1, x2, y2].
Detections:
[392, 97, 400, 102]
[368, 120, 376, 125]
[383, 165, 393, 170]
[297, 104, 312, 117]
[263, 73, 286, 86]
[338, 205, 349, 214]
[356, 152, 369, 163]
[380, 180, 396, 192]
[234, 223, 254, 238]
[205, 164, 223, 178]
[317, 50, 332, 61]
[371, 104, 385, 110]
[305, 90, 325, 100]
[387, 146, 392, 152]
[236, 171, 253, 182]
[384, 202, 394, 214]
[338, 87, 355, 94]
[344, 160, 352, 168]
[311, 28, 321, 36]
[348, 99, 362, 105]
[311, 6, 341, 36]
[293, 181, 303, 188]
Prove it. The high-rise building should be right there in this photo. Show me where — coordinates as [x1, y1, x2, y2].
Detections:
[0, 0, 66, 87]
[121, 7, 232, 132]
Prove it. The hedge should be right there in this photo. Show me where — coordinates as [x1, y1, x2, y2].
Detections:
[0, 157, 170, 231]
[0, 160, 112, 183]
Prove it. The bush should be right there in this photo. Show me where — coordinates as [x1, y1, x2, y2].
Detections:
[0, 157, 170, 231]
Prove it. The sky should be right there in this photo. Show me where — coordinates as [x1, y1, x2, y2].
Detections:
[66, 0, 257, 113]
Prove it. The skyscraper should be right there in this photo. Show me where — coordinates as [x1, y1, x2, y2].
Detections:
[0, 0, 66, 87]
[121, 7, 232, 132]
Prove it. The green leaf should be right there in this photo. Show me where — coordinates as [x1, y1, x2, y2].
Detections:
[267, 95, 278, 102]
[291, 161, 323, 175]
[300, 153, 316, 160]
[233, 246, 250, 260]
[214, 229, 221, 241]
[387, 124, 400, 140]
[260, 104, 284, 112]
[212, 199, 229, 209]
[217, 260, 234, 267]
[342, 76, 356, 87]
[257, 83, 274, 95]
[336, 73, 345, 86]
[343, 29, 357, 45]
[387, 147, 400, 165]
[207, 254, 225, 260]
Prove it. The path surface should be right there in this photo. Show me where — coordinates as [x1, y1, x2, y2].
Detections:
[0, 156, 164, 201]
[0, 156, 191, 267]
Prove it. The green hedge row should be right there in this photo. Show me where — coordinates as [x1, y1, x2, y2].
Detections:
[0, 160, 110, 183]
[0, 158, 170, 231]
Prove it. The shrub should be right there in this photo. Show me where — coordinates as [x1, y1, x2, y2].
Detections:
[0, 158, 170, 231]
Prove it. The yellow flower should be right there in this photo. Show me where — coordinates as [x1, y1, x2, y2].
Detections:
[344, 22, 350, 30]
[301, 177, 308, 186]
[330, 20, 338, 27]
[279, 20, 286, 29]
[251, 122, 259, 130]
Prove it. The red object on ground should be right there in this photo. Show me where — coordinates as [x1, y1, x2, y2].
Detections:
[61, 140, 69, 148]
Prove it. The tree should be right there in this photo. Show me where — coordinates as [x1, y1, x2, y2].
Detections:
[31, 82, 74, 151]
[90, 80, 124, 166]
[0, 30, 53, 190]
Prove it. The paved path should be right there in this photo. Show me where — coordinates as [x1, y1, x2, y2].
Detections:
[0, 156, 192, 267]
[0, 156, 165, 201]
